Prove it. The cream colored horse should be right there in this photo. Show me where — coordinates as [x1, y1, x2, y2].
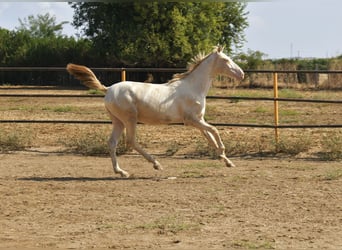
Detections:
[67, 46, 244, 177]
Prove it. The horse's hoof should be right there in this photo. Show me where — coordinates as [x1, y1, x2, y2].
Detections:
[222, 156, 235, 168]
[227, 162, 236, 168]
[120, 171, 130, 178]
[153, 161, 163, 170]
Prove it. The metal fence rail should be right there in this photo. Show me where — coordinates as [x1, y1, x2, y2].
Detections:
[1, 93, 342, 104]
[1, 94, 341, 129]
[1, 67, 342, 74]
[1, 67, 342, 143]
[1, 119, 341, 129]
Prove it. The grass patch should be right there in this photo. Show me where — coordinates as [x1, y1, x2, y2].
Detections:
[87, 89, 105, 95]
[320, 132, 342, 160]
[137, 215, 196, 234]
[225, 137, 271, 156]
[42, 105, 76, 113]
[181, 170, 205, 178]
[194, 139, 218, 158]
[194, 130, 341, 158]
[279, 89, 304, 99]
[53, 106, 75, 113]
[0, 131, 31, 152]
[204, 105, 218, 121]
[231, 239, 274, 249]
[279, 109, 299, 116]
[8, 105, 35, 111]
[228, 89, 273, 98]
[254, 106, 268, 113]
[184, 161, 222, 168]
[321, 169, 342, 181]
[64, 130, 128, 156]
[194, 133, 273, 157]
[275, 134, 311, 155]
[165, 142, 180, 156]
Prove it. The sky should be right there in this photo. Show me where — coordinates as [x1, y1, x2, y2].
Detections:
[0, 1, 341, 59]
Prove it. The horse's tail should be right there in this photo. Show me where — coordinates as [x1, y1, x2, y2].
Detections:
[66, 63, 108, 93]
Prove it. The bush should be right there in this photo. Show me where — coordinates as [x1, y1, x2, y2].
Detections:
[64, 131, 128, 156]
[321, 132, 342, 160]
[0, 131, 31, 152]
[275, 135, 311, 155]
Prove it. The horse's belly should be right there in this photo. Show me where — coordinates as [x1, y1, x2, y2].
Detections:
[137, 105, 182, 125]
[106, 82, 184, 124]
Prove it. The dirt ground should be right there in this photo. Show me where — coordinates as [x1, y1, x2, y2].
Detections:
[0, 86, 341, 249]
[1, 152, 341, 249]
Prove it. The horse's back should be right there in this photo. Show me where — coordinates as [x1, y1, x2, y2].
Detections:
[104, 81, 184, 124]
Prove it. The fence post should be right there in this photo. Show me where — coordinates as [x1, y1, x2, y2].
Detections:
[273, 72, 280, 146]
[120, 68, 127, 148]
[121, 68, 126, 82]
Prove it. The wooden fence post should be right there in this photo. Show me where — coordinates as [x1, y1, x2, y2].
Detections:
[120, 68, 127, 149]
[273, 72, 280, 147]
[121, 68, 126, 82]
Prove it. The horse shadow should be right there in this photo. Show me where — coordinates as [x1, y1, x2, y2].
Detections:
[17, 173, 215, 182]
[17, 176, 164, 182]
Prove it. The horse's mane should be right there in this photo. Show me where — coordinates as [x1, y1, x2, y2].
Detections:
[168, 45, 223, 84]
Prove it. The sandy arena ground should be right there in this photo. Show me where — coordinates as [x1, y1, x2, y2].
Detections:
[0, 86, 341, 249]
[1, 152, 342, 249]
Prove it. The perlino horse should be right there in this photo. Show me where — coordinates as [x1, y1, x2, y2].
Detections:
[67, 46, 244, 177]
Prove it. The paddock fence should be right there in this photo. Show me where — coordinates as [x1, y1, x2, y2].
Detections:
[1, 67, 342, 143]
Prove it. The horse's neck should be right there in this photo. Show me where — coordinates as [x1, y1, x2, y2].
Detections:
[182, 57, 214, 98]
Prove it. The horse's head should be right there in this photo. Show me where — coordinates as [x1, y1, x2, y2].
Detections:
[212, 47, 244, 81]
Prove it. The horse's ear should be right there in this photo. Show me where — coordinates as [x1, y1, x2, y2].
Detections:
[217, 45, 225, 53]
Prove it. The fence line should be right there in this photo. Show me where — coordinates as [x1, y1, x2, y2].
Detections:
[1, 67, 342, 144]
[1, 119, 341, 129]
[1, 67, 342, 74]
[1, 93, 341, 128]
[1, 93, 342, 104]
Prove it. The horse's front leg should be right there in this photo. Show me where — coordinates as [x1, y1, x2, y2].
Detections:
[187, 118, 235, 168]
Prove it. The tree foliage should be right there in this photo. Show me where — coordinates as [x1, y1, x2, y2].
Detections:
[0, 13, 95, 67]
[16, 13, 68, 38]
[0, 28, 92, 67]
[235, 49, 268, 70]
[70, 2, 249, 67]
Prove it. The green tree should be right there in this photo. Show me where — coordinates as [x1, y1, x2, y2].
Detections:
[70, 2, 248, 67]
[235, 49, 268, 70]
[20, 36, 93, 66]
[0, 28, 12, 65]
[16, 13, 68, 38]
[0, 28, 32, 66]
[0, 22, 93, 67]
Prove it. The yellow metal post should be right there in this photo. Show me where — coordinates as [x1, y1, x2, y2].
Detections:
[121, 68, 126, 82]
[121, 68, 127, 148]
[273, 72, 280, 146]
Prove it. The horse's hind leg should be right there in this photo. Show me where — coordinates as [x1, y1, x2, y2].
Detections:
[201, 130, 218, 148]
[125, 119, 163, 170]
[108, 116, 130, 178]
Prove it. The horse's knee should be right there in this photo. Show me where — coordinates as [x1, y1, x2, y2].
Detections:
[125, 137, 135, 148]
[208, 126, 219, 136]
[218, 147, 226, 155]
[108, 137, 117, 149]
